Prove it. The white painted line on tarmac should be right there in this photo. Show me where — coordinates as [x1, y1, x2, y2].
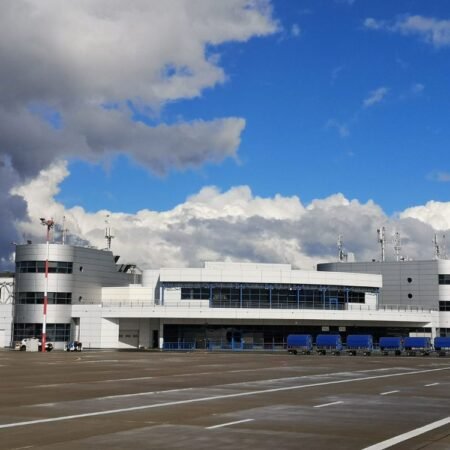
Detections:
[78, 359, 120, 364]
[28, 403, 55, 407]
[31, 376, 153, 388]
[1, 366, 449, 430]
[98, 387, 193, 400]
[380, 390, 399, 396]
[99, 376, 153, 383]
[206, 418, 254, 429]
[362, 416, 450, 450]
[314, 401, 343, 408]
[425, 382, 439, 387]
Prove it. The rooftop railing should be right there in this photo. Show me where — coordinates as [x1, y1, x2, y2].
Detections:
[93, 300, 438, 313]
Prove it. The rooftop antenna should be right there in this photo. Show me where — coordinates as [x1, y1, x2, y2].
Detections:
[61, 216, 69, 245]
[433, 234, 441, 260]
[393, 231, 402, 262]
[377, 227, 386, 262]
[337, 234, 347, 262]
[105, 215, 114, 250]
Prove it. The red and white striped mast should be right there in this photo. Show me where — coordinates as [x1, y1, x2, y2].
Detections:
[40, 218, 54, 353]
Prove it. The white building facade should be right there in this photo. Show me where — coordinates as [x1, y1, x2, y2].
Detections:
[7, 243, 445, 349]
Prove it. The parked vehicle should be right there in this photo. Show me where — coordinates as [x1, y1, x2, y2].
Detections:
[379, 337, 403, 356]
[18, 338, 53, 352]
[404, 337, 432, 356]
[434, 337, 450, 357]
[287, 334, 313, 355]
[65, 341, 83, 351]
[316, 334, 343, 355]
[346, 335, 373, 356]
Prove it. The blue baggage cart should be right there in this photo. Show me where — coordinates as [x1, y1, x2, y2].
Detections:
[404, 337, 432, 356]
[287, 334, 313, 355]
[434, 337, 450, 357]
[379, 337, 403, 356]
[316, 334, 343, 355]
[346, 335, 373, 356]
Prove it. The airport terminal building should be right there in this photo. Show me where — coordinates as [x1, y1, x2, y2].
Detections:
[2, 242, 448, 349]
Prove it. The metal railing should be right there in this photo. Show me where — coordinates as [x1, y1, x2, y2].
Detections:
[95, 300, 438, 313]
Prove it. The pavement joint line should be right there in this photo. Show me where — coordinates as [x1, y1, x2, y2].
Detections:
[313, 401, 343, 408]
[1, 366, 449, 430]
[206, 418, 254, 429]
[362, 416, 450, 450]
[380, 390, 399, 396]
[425, 382, 440, 387]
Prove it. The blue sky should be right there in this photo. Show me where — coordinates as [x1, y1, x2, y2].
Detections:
[55, 0, 450, 215]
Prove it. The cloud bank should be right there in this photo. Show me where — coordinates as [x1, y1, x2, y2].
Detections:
[0, 0, 278, 266]
[12, 162, 450, 270]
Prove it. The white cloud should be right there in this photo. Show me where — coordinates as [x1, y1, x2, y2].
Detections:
[0, 1, 279, 264]
[394, 15, 450, 48]
[364, 15, 450, 48]
[363, 87, 389, 108]
[411, 83, 425, 94]
[401, 201, 450, 231]
[326, 119, 349, 138]
[12, 162, 449, 269]
[291, 24, 301, 37]
[363, 18, 384, 30]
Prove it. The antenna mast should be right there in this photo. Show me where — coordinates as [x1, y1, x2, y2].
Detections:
[337, 234, 347, 262]
[61, 216, 69, 245]
[393, 231, 402, 262]
[377, 227, 386, 262]
[105, 215, 114, 250]
[433, 234, 441, 260]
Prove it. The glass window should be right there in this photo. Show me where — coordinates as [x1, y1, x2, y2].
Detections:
[16, 292, 72, 305]
[16, 261, 73, 274]
[13, 323, 70, 342]
[439, 301, 450, 311]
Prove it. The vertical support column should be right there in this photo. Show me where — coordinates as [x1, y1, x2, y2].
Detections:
[159, 320, 164, 350]
[209, 285, 213, 308]
[240, 284, 243, 308]
[269, 286, 272, 309]
[159, 284, 165, 306]
[345, 288, 349, 309]
[296, 287, 300, 309]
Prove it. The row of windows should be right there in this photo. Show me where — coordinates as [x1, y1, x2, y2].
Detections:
[180, 287, 366, 308]
[16, 261, 73, 274]
[439, 274, 450, 285]
[439, 301, 450, 311]
[16, 292, 72, 305]
[13, 323, 71, 342]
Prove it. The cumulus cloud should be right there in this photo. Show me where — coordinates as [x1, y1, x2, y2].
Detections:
[12, 162, 449, 270]
[364, 15, 450, 48]
[401, 201, 450, 231]
[0, 0, 278, 264]
[326, 119, 349, 138]
[363, 87, 389, 108]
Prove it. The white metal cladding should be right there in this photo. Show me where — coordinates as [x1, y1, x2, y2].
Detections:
[318, 260, 440, 308]
[159, 262, 382, 288]
[14, 244, 133, 327]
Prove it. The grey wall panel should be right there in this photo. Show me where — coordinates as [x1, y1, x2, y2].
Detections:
[318, 260, 440, 308]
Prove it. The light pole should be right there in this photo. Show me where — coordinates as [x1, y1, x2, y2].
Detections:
[40, 218, 54, 353]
